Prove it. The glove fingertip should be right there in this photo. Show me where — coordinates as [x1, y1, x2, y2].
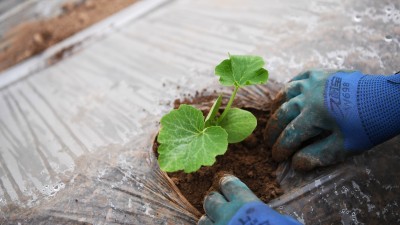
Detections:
[292, 153, 319, 171]
[270, 90, 286, 113]
[198, 215, 214, 225]
[264, 119, 280, 148]
[272, 142, 293, 162]
[219, 175, 241, 187]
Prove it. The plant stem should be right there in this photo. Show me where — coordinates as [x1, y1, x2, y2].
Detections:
[217, 85, 239, 123]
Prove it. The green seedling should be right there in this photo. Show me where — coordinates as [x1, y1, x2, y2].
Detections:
[157, 55, 269, 173]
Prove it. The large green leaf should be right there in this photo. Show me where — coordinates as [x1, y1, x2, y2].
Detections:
[218, 108, 257, 143]
[215, 55, 268, 87]
[157, 104, 228, 173]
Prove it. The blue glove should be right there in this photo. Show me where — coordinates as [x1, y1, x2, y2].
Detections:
[198, 175, 301, 225]
[265, 70, 400, 171]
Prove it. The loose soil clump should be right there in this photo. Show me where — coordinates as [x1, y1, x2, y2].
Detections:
[155, 95, 283, 214]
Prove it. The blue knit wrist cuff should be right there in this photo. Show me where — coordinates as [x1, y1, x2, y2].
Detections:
[228, 202, 301, 225]
[324, 71, 400, 152]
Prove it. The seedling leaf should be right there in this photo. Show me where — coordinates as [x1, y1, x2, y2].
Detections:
[215, 55, 268, 87]
[157, 104, 228, 173]
[218, 108, 257, 143]
[157, 54, 269, 173]
[205, 95, 222, 127]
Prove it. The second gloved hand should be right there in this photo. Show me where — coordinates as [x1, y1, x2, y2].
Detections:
[198, 175, 301, 225]
[265, 70, 400, 171]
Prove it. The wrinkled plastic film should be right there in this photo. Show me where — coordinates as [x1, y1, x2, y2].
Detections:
[4, 82, 400, 224]
[1, 0, 400, 224]
[270, 136, 400, 224]
[8, 128, 200, 224]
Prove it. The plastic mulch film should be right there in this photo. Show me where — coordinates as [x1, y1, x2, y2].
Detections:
[1, 0, 400, 224]
[2, 80, 399, 224]
[271, 135, 400, 224]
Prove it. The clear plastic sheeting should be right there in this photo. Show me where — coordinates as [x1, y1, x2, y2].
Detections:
[0, 0, 399, 224]
[271, 137, 400, 224]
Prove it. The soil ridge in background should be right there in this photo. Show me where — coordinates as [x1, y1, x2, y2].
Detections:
[0, 0, 138, 72]
[155, 95, 283, 214]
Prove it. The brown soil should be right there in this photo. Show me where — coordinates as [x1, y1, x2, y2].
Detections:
[0, 0, 138, 72]
[156, 96, 283, 214]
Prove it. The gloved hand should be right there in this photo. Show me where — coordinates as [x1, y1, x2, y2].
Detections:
[265, 70, 400, 171]
[198, 175, 301, 225]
